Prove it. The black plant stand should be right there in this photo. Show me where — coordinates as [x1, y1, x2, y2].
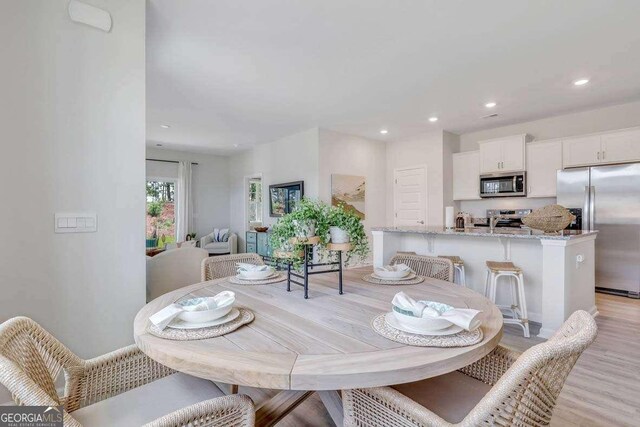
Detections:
[286, 240, 351, 299]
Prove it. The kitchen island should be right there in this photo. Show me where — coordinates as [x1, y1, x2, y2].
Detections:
[371, 226, 599, 338]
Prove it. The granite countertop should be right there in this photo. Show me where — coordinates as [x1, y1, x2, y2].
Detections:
[371, 226, 598, 240]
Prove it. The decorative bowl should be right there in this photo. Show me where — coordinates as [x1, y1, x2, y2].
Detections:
[392, 301, 454, 332]
[238, 266, 275, 280]
[177, 296, 234, 323]
[374, 268, 411, 279]
[254, 226, 269, 232]
[522, 205, 576, 233]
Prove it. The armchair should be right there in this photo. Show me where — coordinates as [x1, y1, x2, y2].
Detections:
[201, 231, 238, 255]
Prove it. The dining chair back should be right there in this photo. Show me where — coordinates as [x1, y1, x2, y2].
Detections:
[389, 253, 454, 282]
[0, 316, 80, 409]
[201, 253, 265, 281]
[0, 316, 255, 427]
[147, 247, 209, 301]
[343, 310, 598, 426]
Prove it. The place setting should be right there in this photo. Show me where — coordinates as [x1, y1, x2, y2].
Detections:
[227, 262, 286, 285]
[372, 291, 484, 347]
[147, 290, 254, 340]
[362, 263, 425, 285]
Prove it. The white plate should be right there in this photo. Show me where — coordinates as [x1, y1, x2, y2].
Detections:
[168, 308, 240, 330]
[384, 312, 464, 336]
[235, 272, 279, 281]
[371, 272, 417, 281]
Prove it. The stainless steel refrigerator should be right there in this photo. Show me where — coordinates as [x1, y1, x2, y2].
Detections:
[557, 163, 640, 298]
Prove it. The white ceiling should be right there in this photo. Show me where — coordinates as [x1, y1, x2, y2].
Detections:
[146, 0, 640, 154]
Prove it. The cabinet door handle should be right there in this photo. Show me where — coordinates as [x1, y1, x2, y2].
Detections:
[597, 151, 600, 160]
[603, 150, 606, 160]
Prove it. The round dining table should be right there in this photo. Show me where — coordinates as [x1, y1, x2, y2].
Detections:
[134, 267, 503, 426]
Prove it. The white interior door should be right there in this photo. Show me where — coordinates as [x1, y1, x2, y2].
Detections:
[394, 166, 427, 227]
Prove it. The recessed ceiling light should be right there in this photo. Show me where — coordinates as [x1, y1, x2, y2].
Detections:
[485, 102, 497, 108]
[429, 117, 438, 123]
[573, 79, 589, 86]
[380, 129, 388, 135]
[160, 124, 171, 129]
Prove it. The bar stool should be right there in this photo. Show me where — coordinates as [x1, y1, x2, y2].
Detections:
[485, 261, 530, 338]
[439, 255, 466, 287]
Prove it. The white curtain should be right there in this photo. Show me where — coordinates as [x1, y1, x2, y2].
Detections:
[176, 161, 193, 241]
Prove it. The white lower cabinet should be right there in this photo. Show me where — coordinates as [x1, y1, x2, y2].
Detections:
[453, 151, 480, 200]
[526, 140, 562, 198]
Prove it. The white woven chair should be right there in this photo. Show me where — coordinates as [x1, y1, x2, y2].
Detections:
[0, 317, 255, 427]
[389, 253, 454, 282]
[201, 253, 265, 281]
[343, 310, 597, 426]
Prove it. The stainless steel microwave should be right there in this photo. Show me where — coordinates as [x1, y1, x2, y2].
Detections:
[479, 172, 526, 198]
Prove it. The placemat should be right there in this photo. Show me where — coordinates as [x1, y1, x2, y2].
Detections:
[228, 273, 287, 285]
[148, 308, 254, 341]
[362, 274, 425, 285]
[371, 313, 483, 347]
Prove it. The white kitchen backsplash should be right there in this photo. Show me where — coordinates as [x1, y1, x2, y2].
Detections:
[459, 197, 556, 218]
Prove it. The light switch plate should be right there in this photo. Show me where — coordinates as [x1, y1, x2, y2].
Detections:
[55, 213, 97, 233]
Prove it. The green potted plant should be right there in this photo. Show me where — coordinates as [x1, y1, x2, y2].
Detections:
[327, 204, 369, 266]
[146, 201, 163, 248]
[270, 199, 329, 266]
[270, 199, 369, 268]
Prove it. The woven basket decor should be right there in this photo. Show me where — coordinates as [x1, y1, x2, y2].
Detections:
[522, 204, 576, 233]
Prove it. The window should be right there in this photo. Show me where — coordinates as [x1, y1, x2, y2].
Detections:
[146, 180, 176, 248]
[248, 178, 263, 225]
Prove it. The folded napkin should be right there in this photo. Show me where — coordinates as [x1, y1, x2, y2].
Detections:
[375, 263, 412, 274]
[391, 292, 482, 331]
[237, 263, 270, 272]
[149, 291, 235, 330]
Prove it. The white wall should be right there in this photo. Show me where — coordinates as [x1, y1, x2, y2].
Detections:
[229, 128, 320, 250]
[318, 129, 386, 234]
[459, 100, 640, 151]
[145, 148, 230, 239]
[0, 0, 145, 375]
[386, 130, 450, 227]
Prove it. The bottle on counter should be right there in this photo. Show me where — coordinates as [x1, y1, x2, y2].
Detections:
[455, 213, 465, 230]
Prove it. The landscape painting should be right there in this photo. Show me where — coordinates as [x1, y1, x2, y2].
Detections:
[331, 174, 365, 219]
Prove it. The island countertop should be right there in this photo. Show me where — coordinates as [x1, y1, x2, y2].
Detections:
[371, 226, 598, 241]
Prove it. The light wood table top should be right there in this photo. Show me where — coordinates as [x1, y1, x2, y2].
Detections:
[134, 268, 503, 391]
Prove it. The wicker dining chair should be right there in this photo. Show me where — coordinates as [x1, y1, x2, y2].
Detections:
[343, 310, 597, 427]
[201, 253, 266, 281]
[389, 253, 454, 282]
[0, 317, 255, 427]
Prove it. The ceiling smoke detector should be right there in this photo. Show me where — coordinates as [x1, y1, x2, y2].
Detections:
[481, 113, 499, 119]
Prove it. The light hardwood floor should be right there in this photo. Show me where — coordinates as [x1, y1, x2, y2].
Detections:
[264, 292, 640, 426]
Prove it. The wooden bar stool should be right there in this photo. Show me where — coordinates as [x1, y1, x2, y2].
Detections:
[485, 261, 530, 338]
[439, 255, 466, 287]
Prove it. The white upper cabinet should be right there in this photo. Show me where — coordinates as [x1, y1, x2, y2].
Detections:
[563, 127, 640, 167]
[453, 151, 480, 200]
[479, 140, 503, 174]
[478, 134, 528, 174]
[601, 128, 640, 164]
[562, 135, 601, 167]
[526, 139, 562, 198]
